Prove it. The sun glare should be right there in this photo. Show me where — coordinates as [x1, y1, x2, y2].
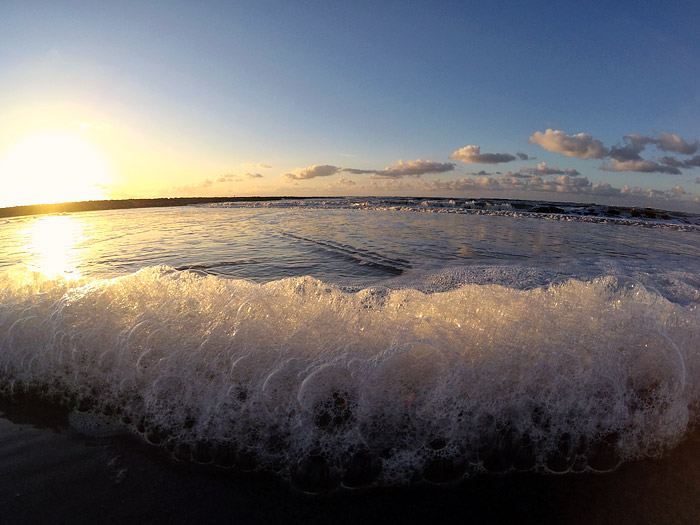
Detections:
[0, 131, 112, 208]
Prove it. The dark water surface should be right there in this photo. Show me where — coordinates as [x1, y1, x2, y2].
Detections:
[1, 396, 699, 524]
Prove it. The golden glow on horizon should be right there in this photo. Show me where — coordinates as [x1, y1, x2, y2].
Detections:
[22, 215, 85, 276]
[0, 131, 112, 207]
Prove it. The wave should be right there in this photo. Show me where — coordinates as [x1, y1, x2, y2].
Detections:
[205, 197, 700, 231]
[1, 266, 698, 491]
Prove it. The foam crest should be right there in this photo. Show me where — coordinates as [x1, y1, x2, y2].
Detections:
[0, 266, 698, 489]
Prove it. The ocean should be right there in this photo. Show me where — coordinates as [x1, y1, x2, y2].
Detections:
[1, 197, 699, 523]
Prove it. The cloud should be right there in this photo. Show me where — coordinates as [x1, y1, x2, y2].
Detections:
[449, 145, 517, 164]
[522, 162, 580, 176]
[368, 159, 455, 179]
[621, 132, 699, 155]
[169, 178, 217, 194]
[656, 132, 699, 155]
[600, 158, 682, 175]
[241, 162, 272, 169]
[325, 178, 357, 190]
[529, 129, 609, 159]
[608, 142, 646, 162]
[214, 172, 265, 183]
[418, 171, 691, 203]
[516, 152, 530, 160]
[554, 174, 589, 188]
[658, 156, 685, 169]
[342, 168, 378, 175]
[531, 129, 700, 176]
[671, 185, 686, 196]
[669, 155, 700, 169]
[684, 156, 700, 168]
[282, 159, 454, 184]
[619, 185, 667, 199]
[367, 179, 411, 191]
[611, 133, 699, 162]
[622, 134, 656, 150]
[586, 182, 620, 197]
[612, 133, 700, 173]
[283, 164, 341, 182]
[174, 169, 266, 192]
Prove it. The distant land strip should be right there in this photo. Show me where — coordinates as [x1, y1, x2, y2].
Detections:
[0, 196, 335, 219]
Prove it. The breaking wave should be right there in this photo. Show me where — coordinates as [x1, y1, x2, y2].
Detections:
[205, 197, 700, 231]
[1, 266, 699, 491]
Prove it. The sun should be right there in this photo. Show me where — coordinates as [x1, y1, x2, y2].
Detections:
[0, 131, 113, 208]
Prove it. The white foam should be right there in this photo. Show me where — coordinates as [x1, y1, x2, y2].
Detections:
[1, 266, 698, 486]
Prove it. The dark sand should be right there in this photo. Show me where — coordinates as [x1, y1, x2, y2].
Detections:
[1, 398, 699, 525]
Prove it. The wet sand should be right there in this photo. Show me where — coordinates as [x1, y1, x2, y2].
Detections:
[1, 398, 699, 525]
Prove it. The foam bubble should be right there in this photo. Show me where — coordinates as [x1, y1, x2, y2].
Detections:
[0, 266, 698, 487]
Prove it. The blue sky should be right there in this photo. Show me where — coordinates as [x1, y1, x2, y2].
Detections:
[1, 1, 700, 209]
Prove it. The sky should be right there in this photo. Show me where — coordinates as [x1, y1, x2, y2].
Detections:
[1, 0, 700, 210]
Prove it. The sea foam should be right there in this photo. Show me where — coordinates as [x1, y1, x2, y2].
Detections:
[1, 266, 698, 489]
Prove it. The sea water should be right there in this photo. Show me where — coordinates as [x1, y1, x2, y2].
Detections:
[1, 198, 699, 490]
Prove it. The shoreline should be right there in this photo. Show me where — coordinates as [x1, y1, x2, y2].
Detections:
[0, 196, 337, 219]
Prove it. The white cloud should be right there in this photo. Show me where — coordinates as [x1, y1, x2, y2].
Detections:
[282, 159, 454, 184]
[325, 178, 357, 190]
[671, 185, 686, 196]
[529, 129, 609, 159]
[283, 164, 341, 182]
[657, 132, 699, 155]
[522, 162, 580, 176]
[215, 172, 264, 183]
[554, 174, 589, 188]
[531, 129, 700, 177]
[367, 179, 411, 191]
[417, 170, 693, 204]
[449, 145, 517, 164]
[619, 185, 666, 199]
[368, 159, 455, 179]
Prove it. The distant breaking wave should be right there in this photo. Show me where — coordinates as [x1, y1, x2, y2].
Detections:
[204, 197, 700, 231]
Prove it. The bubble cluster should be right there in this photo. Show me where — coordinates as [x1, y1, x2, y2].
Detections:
[0, 266, 698, 491]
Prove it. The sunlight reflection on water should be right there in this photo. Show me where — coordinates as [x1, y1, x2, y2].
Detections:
[21, 215, 86, 276]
